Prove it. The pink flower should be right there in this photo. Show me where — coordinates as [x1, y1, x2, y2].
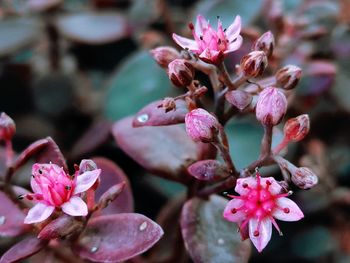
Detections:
[24, 162, 101, 224]
[223, 172, 304, 252]
[185, 108, 219, 142]
[172, 15, 242, 64]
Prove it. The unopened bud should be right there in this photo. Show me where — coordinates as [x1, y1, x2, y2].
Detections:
[240, 51, 268, 78]
[284, 114, 310, 142]
[150, 46, 180, 68]
[291, 167, 318, 190]
[185, 108, 219, 142]
[276, 65, 302, 90]
[79, 159, 98, 174]
[256, 87, 287, 126]
[168, 59, 195, 87]
[0, 112, 16, 141]
[252, 31, 275, 57]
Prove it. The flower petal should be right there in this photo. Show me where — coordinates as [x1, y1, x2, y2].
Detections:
[249, 217, 272, 252]
[61, 196, 88, 216]
[223, 199, 246, 222]
[73, 169, 101, 195]
[235, 177, 257, 195]
[226, 15, 241, 42]
[30, 177, 41, 194]
[273, 197, 304, 221]
[195, 15, 209, 35]
[225, 35, 243, 54]
[24, 203, 55, 224]
[172, 33, 198, 51]
[260, 176, 282, 195]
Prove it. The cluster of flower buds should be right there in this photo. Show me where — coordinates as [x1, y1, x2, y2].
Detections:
[0, 112, 16, 141]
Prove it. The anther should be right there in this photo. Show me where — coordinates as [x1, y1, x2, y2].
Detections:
[224, 28, 227, 32]
[283, 208, 290, 214]
[288, 190, 293, 196]
[65, 186, 72, 190]
[17, 195, 24, 200]
[266, 180, 271, 185]
[253, 230, 259, 237]
[231, 208, 237, 214]
[188, 23, 194, 30]
[38, 169, 42, 174]
[243, 183, 248, 188]
[200, 36, 203, 40]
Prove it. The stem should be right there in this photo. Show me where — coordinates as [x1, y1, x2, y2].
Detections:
[197, 176, 236, 198]
[5, 139, 13, 168]
[272, 137, 289, 155]
[217, 62, 235, 90]
[260, 124, 273, 158]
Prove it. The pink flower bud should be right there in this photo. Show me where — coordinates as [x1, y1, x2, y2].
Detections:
[185, 108, 219, 142]
[291, 167, 318, 189]
[252, 31, 275, 57]
[240, 51, 268, 78]
[150, 46, 180, 68]
[256, 87, 287, 126]
[276, 65, 302, 90]
[284, 114, 310, 142]
[0, 112, 16, 141]
[168, 59, 195, 87]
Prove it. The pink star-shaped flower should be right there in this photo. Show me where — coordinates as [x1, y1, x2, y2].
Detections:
[223, 172, 304, 252]
[172, 15, 243, 64]
[24, 162, 100, 224]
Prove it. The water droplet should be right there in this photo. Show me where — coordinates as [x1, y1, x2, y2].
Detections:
[137, 114, 149, 123]
[217, 238, 225, 245]
[0, 216, 5, 225]
[139, 221, 148, 231]
[91, 246, 98, 253]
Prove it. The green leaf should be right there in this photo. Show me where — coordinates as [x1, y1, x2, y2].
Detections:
[192, 0, 262, 26]
[181, 195, 251, 263]
[104, 51, 175, 120]
[225, 117, 283, 170]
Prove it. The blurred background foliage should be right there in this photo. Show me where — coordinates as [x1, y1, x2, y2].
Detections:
[0, 0, 350, 262]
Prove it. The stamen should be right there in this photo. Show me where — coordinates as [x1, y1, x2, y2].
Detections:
[253, 230, 259, 237]
[17, 195, 24, 200]
[200, 36, 203, 40]
[26, 195, 33, 201]
[243, 183, 248, 188]
[65, 185, 72, 190]
[231, 38, 237, 43]
[231, 208, 237, 214]
[188, 22, 194, 30]
[270, 216, 283, 236]
[283, 208, 290, 214]
[74, 164, 79, 172]
[227, 194, 245, 200]
[224, 28, 227, 32]
[38, 169, 42, 174]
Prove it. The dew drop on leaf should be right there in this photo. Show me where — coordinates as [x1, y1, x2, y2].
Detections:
[139, 221, 148, 231]
[137, 114, 149, 123]
[0, 216, 5, 225]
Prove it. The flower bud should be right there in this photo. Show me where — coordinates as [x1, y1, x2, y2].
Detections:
[158, 97, 176, 112]
[168, 59, 195, 87]
[284, 114, 310, 142]
[150, 46, 180, 68]
[252, 31, 275, 57]
[256, 87, 287, 126]
[79, 159, 98, 174]
[185, 108, 219, 142]
[240, 51, 268, 78]
[0, 112, 16, 141]
[276, 65, 302, 90]
[291, 167, 318, 189]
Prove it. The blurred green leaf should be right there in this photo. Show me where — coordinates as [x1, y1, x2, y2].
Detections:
[225, 117, 283, 170]
[193, 0, 262, 26]
[145, 176, 186, 198]
[104, 51, 175, 120]
[181, 195, 251, 263]
[291, 226, 336, 259]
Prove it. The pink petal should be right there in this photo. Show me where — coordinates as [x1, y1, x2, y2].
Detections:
[30, 177, 41, 194]
[235, 177, 257, 195]
[195, 15, 209, 35]
[249, 218, 272, 252]
[273, 197, 304, 222]
[260, 176, 282, 195]
[61, 196, 88, 216]
[225, 35, 243, 54]
[223, 199, 246, 222]
[226, 15, 241, 42]
[24, 203, 55, 224]
[172, 33, 198, 51]
[73, 169, 101, 195]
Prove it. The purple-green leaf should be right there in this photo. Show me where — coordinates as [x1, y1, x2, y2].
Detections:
[112, 117, 199, 183]
[181, 195, 251, 263]
[93, 157, 133, 214]
[132, 99, 188, 127]
[38, 215, 83, 240]
[0, 191, 30, 237]
[0, 236, 48, 263]
[188, 160, 230, 182]
[73, 214, 164, 262]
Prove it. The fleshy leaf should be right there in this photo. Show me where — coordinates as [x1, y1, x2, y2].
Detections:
[73, 214, 164, 262]
[70, 120, 111, 159]
[187, 160, 230, 182]
[104, 51, 176, 120]
[56, 12, 129, 45]
[112, 117, 198, 183]
[35, 137, 67, 171]
[0, 191, 30, 237]
[181, 195, 251, 263]
[93, 157, 134, 214]
[38, 215, 83, 240]
[132, 99, 188, 127]
[0, 236, 48, 263]
[97, 182, 126, 210]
